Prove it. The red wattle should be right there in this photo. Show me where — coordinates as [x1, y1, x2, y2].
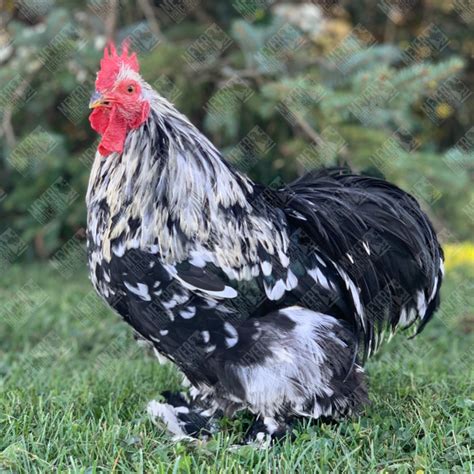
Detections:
[89, 104, 149, 157]
[89, 107, 110, 135]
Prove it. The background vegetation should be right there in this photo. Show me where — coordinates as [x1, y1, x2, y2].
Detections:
[0, 0, 473, 257]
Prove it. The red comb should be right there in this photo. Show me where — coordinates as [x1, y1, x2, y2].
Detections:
[96, 39, 139, 91]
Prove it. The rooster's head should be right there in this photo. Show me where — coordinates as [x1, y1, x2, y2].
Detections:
[89, 41, 150, 157]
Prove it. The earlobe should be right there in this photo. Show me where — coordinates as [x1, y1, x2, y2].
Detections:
[131, 101, 150, 128]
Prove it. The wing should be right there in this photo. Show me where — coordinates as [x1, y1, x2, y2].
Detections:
[102, 222, 353, 381]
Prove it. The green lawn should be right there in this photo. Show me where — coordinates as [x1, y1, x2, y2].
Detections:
[0, 264, 472, 473]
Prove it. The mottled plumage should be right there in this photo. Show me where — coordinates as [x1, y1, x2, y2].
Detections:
[86, 44, 443, 442]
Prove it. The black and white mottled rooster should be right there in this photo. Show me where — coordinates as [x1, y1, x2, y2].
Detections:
[86, 43, 444, 442]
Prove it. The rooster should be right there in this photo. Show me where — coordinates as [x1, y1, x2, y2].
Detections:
[86, 42, 444, 442]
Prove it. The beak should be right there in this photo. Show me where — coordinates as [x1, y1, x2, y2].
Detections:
[89, 91, 105, 109]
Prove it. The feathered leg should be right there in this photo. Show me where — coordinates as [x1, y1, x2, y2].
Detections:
[244, 416, 294, 445]
[148, 306, 368, 442]
[208, 306, 369, 442]
[147, 388, 223, 441]
[145, 345, 223, 440]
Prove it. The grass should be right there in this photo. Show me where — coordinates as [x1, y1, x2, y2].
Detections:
[0, 263, 473, 473]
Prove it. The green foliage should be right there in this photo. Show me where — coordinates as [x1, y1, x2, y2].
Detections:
[0, 2, 472, 259]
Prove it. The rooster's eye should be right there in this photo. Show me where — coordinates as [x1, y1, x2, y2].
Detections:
[127, 85, 135, 93]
